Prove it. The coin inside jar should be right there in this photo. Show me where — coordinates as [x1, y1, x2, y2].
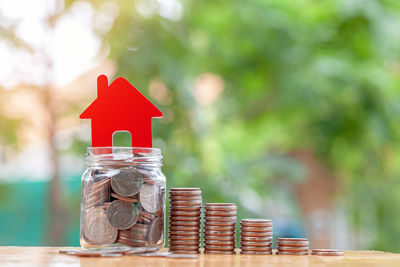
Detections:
[140, 183, 160, 213]
[106, 200, 139, 229]
[111, 167, 143, 197]
[148, 217, 163, 246]
[86, 213, 118, 245]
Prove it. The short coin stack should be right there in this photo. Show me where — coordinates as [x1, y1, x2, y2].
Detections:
[204, 203, 237, 254]
[311, 249, 344, 256]
[240, 219, 273, 255]
[168, 188, 202, 254]
[276, 238, 309, 255]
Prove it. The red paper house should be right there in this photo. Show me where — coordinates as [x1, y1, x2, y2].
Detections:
[80, 75, 163, 148]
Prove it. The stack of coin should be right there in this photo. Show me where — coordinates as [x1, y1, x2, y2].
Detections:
[276, 238, 309, 255]
[240, 219, 273, 255]
[168, 188, 202, 254]
[203, 203, 237, 254]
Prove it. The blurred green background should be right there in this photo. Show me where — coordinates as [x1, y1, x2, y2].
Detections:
[0, 0, 400, 251]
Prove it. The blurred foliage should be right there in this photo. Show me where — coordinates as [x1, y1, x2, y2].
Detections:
[101, 0, 400, 251]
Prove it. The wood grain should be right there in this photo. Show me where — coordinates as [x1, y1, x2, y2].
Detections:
[1, 247, 400, 266]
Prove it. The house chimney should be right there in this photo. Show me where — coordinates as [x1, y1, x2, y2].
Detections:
[97, 75, 108, 98]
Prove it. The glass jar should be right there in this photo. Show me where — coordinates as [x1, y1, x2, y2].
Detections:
[80, 147, 166, 249]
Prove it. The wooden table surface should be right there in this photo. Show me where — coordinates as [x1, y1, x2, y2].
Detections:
[1, 247, 400, 266]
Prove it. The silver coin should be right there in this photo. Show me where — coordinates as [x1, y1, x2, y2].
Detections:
[98, 246, 133, 253]
[111, 167, 143, 197]
[106, 200, 139, 229]
[86, 213, 118, 245]
[140, 183, 160, 213]
[124, 247, 158, 255]
[139, 251, 172, 257]
[148, 217, 163, 246]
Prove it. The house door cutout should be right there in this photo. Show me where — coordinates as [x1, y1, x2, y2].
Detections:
[112, 131, 132, 147]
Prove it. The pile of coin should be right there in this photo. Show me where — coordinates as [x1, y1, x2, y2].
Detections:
[168, 188, 202, 254]
[276, 238, 309, 255]
[203, 203, 237, 254]
[240, 219, 273, 255]
[82, 166, 165, 248]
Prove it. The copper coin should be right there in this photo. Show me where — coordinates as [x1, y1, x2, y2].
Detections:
[204, 245, 236, 251]
[204, 206, 237, 212]
[169, 226, 200, 231]
[148, 217, 163, 246]
[168, 249, 200, 254]
[119, 231, 147, 239]
[111, 167, 143, 197]
[205, 205, 237, 211]
[168, 239, 200, 245]
[169, 195, 202, 201]
[169, 188, 201, 196]
[241, 246, 273, 252]
[240, 231, 273, 237]
[241, 226, 273, 232]
[277, 247, 309, 252]
[204, 250, 236, 255]
[311, 249, 344, 256]
[170, 205, 202, 211]
[170, 221, 201, 226]
[277, 238, 308, 242]
[169, 236, 200, 242]
[205, 220, 236, 226]
[276, 240, 309, 247]
[169, 200, 203, 206]
[205, 216, 237, 222]
[240, 241, 273, 247]
[204, 230, 235, 236]
[90, 177, 111, 190]
[140, 183, 160, 213]
[241, 218, 272, 226]
[240, 251, 272, 255]
[117, 238, 146, 247]
[111, 192, 137, 202]
[205, 235, 236, 241]
[106, 200, 139, 229]
[205, 210, 237, 216]
[240, 236, 272, 242]
[205, 203, 236, 206]
[170, 188, 201, 192]
[170, 210, 202, 217]
[169, 216, 201, 221]
[204, 239, 236, 245]
[168, 245, 200, 251]
[169, 230, 200, 236]
[276, 251, 309, 255]
[205, 225, 236, 231]
[86, 213, 118, 245]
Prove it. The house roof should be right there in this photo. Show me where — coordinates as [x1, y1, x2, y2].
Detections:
[80, 76, 163, 119]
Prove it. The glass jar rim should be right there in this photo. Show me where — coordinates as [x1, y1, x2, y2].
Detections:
[86, 147, 162, 167]
[87, 146, 161, 155]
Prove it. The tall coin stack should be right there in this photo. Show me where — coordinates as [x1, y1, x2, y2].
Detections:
[276, 238, 309, 255]
[168, 188, 202, 254]
[240, 219, 273, 255]
[204, 203, 237, 254]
